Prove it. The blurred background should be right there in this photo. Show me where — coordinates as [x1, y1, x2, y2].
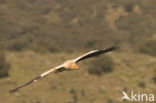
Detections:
[0, 0, 156, 103]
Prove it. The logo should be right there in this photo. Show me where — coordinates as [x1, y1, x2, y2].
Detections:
[121, 91, 155, 102]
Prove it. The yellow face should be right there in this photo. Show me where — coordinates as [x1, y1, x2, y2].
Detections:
[72, 64, 79, 69]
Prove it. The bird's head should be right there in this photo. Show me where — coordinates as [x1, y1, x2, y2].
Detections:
[72, 64, 79, 69]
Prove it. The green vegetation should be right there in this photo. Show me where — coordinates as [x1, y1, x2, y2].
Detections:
[0, 0, 156, 53]
[139, 39, 156, 57]
[0, 51, 155, 103]
[153, 77, 156, 84]
[88, 56, 114, 76]
[0, 0, 156, 103]
[0, 51, 10, 77]
[138, 82, 146, 89]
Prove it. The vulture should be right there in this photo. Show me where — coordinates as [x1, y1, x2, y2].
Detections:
[10, 44, 119, 93]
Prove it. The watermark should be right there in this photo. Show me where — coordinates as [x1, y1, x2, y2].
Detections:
[121, 91, 155, 102]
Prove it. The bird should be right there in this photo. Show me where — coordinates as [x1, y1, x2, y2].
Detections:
[9, 44, 119, 93]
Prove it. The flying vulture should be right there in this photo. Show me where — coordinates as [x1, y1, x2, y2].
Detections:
[10, 44, 119, 93]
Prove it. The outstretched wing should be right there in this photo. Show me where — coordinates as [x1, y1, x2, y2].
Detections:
[75, 45, 119, 63]
[9, 65, 64, 93]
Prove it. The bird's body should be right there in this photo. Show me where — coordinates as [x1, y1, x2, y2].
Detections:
[62, 60, 77, 69]
[10, 44, 119, 93]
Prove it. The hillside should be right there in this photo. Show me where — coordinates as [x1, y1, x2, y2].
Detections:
[0, 0, 156, 52]
[0, 0, 156, 103]
[0, 51, 155, 103]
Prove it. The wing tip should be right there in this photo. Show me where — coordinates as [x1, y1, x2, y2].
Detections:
[9, 88, 18, 93]
[111, 40, 121, 50]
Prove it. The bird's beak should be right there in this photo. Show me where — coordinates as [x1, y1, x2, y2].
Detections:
[72, 64, 79, 69]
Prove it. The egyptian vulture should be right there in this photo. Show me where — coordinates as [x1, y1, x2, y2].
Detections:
[10, 44, 118, 93]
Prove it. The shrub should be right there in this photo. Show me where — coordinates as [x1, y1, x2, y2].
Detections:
[139, 39, 156, 57]
[0, 51, 10, 78]
[107, 99, 114, 103]
[81, 89, 85, 97]
[153, 77, 156, 84]
[138, 82, 146, 89]
[7, 39, 29, 51]
[68, 88, 78, 103]
[85, 40, 98, 48]
[124, 3, 134, 12]
[88, 55, 114, 76]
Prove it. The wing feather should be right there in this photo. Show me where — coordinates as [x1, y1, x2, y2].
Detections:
[75, 45, 118, 63]
[9, 65, 64, 93]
